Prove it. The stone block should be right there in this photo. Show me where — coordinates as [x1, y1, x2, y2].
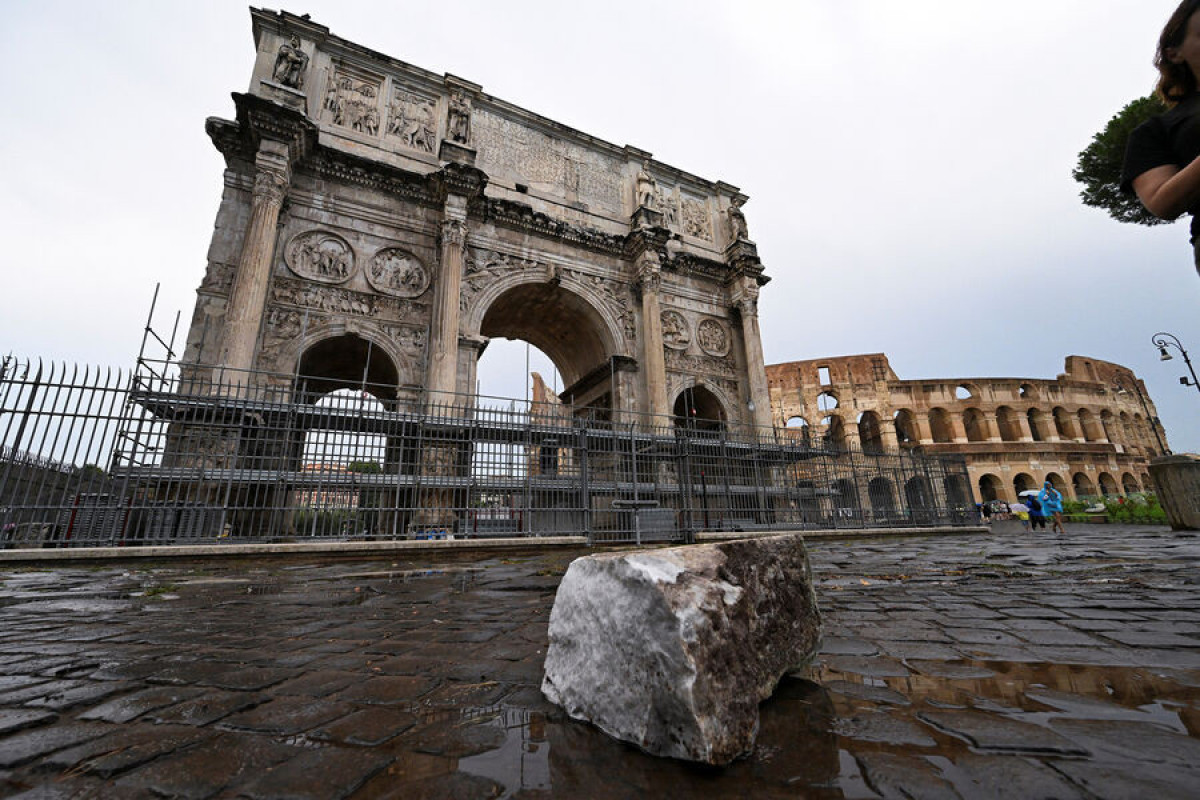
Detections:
[541, 534, 821, 765]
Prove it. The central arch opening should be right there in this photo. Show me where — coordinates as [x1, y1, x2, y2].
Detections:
[673, 385, 726, 432]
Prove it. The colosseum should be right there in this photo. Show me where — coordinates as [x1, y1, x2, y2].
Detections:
[766, 354, 1169, 504]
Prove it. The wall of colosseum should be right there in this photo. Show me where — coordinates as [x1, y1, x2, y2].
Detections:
[766, 354, 1167, 503]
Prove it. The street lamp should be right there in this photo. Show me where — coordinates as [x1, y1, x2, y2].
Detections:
[1111, 375, 1169, 455]
[1152, 331, 1200, 396]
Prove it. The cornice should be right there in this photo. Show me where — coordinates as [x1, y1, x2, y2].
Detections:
[475, 197, 628, 257]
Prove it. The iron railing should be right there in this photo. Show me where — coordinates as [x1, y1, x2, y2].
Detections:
[0, 354, 976, 548]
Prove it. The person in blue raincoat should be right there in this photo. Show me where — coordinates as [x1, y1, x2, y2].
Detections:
[1039, 482, 1065, 534]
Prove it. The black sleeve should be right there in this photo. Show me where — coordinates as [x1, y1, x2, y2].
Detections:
[1121, 117, 1174, 193]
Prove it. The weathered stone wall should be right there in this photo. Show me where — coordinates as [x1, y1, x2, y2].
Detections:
[1148, 454, 1200, 530]
[767, 354, 1166, 503]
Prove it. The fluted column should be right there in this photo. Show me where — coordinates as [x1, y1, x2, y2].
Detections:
[732, 278, 773, 431]
[636, 253, 670, 421]
[220, 139, 291, 378]
[427, 198, 468, 409]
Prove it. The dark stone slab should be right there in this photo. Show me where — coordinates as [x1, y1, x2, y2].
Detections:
[0, 680, 87, 706]
[1100, 630, 1200, 648]
[876, 641, 965, 661]
[26, 681, 132, 711]
[943, 628, 1025, 645]
[238, 746, 392, 800]
[951, 753, 1087, 799]
[834, 712, 936, 746]
[855, 752, 960, 800]
[905, 660, 995, 680]
[337, 675, 439, 705]
[824, 680, 910, 706]
[822, 655, 910, 678]
[818, 637, 879, 656]
[220, 696, 356, 735]
[79, 686, 205, 724]
[1049, 761, 1199, 800]
[918, 710, 1088, 755]
[0, 710, 57, 737]
[408, 718, 508, 758]
[271, 670, 363, 698]
[34, 724, 210, 778]
[1049, 718, 1200, 767]
[113, 733, 299, 799]
[147, 690, 265, 726]
[0, 723, 109, 768]
[309, 707, 418, 745]
[204, 666, 293, 691]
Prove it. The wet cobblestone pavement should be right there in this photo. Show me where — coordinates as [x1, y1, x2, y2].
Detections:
[0, 522, 1197, 799]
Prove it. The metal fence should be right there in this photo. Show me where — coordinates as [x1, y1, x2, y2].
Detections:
[0, 354, 976, 548]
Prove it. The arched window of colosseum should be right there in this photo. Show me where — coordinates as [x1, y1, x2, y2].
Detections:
[857, 411, 884, 454]
[817, 391, 839, 411]
[978, 474, 1004, 502]
[868, 477, 896, 518]
[1052, 407, 1073, 439]
[821, 415, 846, 449]
[1072, 472, 1096, 498]
[996, 406, 1021, 442]
[1019, 383, 1036, 399]
[784, 416, 809, 444]
[833, 478, 860, 517]
[1078, 409, 1102, 442]
[963, 407, 987, 442]
[893, 409, 918, 444]
[1013, 473, 1037, 496]
[944, 474, 970, 508]
[1098, 472, 1119, 496]
[1045, 472, 1069, 497]
[818, 366, 832, 385]
[955, 383, 977, 401]
[1026, 408, 1047, 441]
[905, 476, 934, 513]
[1129, 473, 1147, 494]
[929, 408, 954, 443]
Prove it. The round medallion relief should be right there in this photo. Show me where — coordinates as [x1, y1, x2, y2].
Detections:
[285, 231, 354, 284]
[367, 247, 430, 298]
[697, 318, 730, 356]
[661, 309, 690, 350]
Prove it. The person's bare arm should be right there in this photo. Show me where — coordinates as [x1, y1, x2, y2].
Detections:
[1133, 158, 1200, 219]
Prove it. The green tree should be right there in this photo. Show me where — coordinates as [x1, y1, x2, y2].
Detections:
[1074, 94, 1169, 226]
[346, 461, 382, 474]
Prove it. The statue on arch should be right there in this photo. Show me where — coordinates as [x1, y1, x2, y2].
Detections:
[272, 35, 309, 89]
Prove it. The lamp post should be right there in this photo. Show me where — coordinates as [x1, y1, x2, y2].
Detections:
[1111, 375, 1169, 455]
[1152, 331, 1200, 396]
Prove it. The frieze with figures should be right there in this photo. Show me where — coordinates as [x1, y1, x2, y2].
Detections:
[323, 67, 382, 136]
[682, 197, 713, 241]
[386, 89, 437, 154]
[665, 348, 737, 378]
[368, 248, 430, 298]
[285, 231, 355, 284]
[271, 276, 427, 321]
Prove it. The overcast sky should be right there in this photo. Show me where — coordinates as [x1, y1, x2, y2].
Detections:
[1, 0, 1197, 451]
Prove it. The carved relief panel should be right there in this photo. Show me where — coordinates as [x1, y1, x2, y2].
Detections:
[661, 309, 690, 350]
[386, 88, 437, 153]
[681, 195, 713, 241]
[697, 318, 730, 357]
[285, 231, 355, 283]
[367, 248, 430, 298]
[322, 65, 382, 136]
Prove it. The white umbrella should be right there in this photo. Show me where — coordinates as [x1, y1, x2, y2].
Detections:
[1009, 503, 1029, 513]
[1018, 490, 1040, 497]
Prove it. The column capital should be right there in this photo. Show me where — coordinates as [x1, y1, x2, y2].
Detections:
[731, 278, 760, 317]
[440, 217, 468, 248]
[634, 250, 662, 294]
[432, 162, 488, 203]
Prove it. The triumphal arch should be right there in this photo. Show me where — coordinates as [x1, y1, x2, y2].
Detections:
[183, 8, 773, 430]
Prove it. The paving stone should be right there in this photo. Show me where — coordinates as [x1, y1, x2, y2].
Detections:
[204, 665, 293, 691]
[821, 655, 909, 678]
[271, 670, 364, 698]
[1049, 761, 1199, 800]
[238, 746, 392, 800]
[950, 753, 1086, 799]
[824, 680, 911, 706]
[0, 710, 57, 737]
[855, 753, 960, 800]
[78, 686, 205, 724]
[905, 660, 995, 680]
[408, 718, 509, 758]
[34, 724, 210, 778]
[0, 676, 49, 695]
[1049, 718, 1200, 767]
[876, 641, 965, 661]
[113, 733, 299, 799]
[26, 681, 133, 712]
[918, 710, 1088, 755]
[0, 680, 87, 706]
[337, 675, 439, 705]
[1099, 630, 1200, 648]
[834, 712, 936, 746]
[309, 707, 418, 745]
[0, 723, 109, 768]
[220, 696, 356, 735]
[942, 628, 1025, 645]
[147, 690, 265, 726]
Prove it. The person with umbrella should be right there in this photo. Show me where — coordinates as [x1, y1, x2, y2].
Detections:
[1038, 482, 1066, 534]
[1020, 489, 1047, 531]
